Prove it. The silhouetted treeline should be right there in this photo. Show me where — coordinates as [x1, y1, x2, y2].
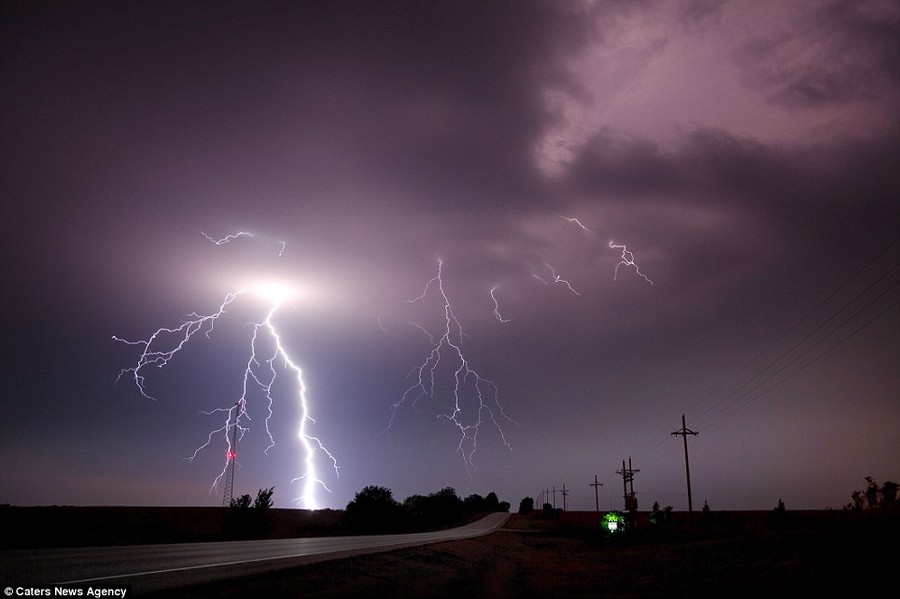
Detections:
[845, 477, 898, 511]
[224, 486, 276, 538]
[344, 485, 509, 533]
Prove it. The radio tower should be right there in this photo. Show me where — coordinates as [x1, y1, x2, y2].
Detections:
[221, 400, 242, 507]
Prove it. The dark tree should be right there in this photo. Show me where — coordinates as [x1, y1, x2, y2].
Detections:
[464, 493, 486, 513]
[882, 481, 898, 510]
[403, 494, 428, 514]
[254, 486, 275, 511]
[846, 477, 900, 511]
[230, 494, 252, 511]
[518, 497, 534, 514]
[226, 487, 275, 538]
[649, 501, 673, 525]
[348, 485, 398, 509]
[429, 487, 464, 524]
[346, 485, 405, 532]
[772, 498, 787, 527]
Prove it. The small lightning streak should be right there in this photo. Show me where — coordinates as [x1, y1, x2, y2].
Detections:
[544, 262, 582, 296]
[609, 241, 654, 286]
[202, 231, 254, 245]
[558, 215, 592, 233]
[115, 289, 337, 509]
[386, 259, 514, 475]
[490, 285, 511, 323]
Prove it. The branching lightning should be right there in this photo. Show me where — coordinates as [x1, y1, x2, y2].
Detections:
[202, 231, 255, 245]
[557, 216, 656, 289]
[203, 231, 287, 258]
[115, 269, 337, 509]
[113, 292, 241, 400]
[609, 241, 654, 286]
[386, 259, 515, 475]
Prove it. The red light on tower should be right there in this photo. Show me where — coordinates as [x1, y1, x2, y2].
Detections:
[227, 450, 236, 460]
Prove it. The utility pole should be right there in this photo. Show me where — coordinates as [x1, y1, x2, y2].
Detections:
[560, 484, 569, 511]
[552, 486, 557, 509]
[671, 413, 699, 514]
[615, 457, 640, 512]
[589, 475, 604, 515]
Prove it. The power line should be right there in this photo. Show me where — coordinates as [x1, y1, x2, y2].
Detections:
[629, 238, 899, 470]
[694, 263, 899, 429]
[681, 237, 899, 424]
[700, 293, 899, 430]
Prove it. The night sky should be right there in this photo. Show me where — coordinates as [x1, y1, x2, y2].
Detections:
[2, 0, 898, 512]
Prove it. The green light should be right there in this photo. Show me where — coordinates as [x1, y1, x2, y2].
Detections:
[601, 511, 626, 533]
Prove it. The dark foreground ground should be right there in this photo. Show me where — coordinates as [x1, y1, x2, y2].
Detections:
[2, 507, 896, 597]
[140, 512, 894, 599]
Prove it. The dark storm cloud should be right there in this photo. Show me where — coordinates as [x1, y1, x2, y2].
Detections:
[555, 121, 900, 328]
[2, 1, 582, 205]
[733, 0, 900, 107]
[677, 0, 725, 27]
[2, 0, 897, 511]
[1, 0, 594, 318]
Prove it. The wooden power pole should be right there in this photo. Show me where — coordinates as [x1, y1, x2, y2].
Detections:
[616, 457, 640, 512]
[671, 413, 699, 513]
[589, 475, 604, 516]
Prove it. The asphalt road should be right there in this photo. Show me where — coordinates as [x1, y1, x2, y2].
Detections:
[1, 512, 510, 593]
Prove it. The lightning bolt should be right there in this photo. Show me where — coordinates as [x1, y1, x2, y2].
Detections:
[543, 262, 581, 296]
[609, 241, 654, 286]
[202, 231, 254, 245]
[115, 285, 337, 509]
[386, 259, 514, 475]
[204, 231, 288, 258]
[490, 285, 511, 323]
[113, 292, 240, 400]
[558, 215, 592, 233]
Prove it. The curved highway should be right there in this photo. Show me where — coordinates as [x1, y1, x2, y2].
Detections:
[1, 512, 509, 593]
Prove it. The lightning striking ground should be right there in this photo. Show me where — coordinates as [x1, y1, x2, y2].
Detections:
[609, 241, 654, 286]
[115, 283, 337, 509]
[386, 259, 514, 475]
